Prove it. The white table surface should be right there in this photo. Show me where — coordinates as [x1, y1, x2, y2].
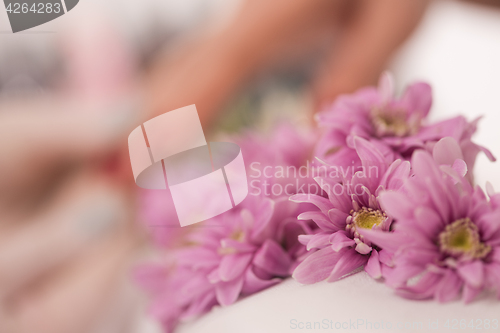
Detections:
[176, 273, 500, 333]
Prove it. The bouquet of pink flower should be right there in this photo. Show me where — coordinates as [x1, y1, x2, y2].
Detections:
[136, 73, 499, 333]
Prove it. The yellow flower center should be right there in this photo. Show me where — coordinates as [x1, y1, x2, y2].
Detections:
[231, 230, 245, 242]
[438, 218, 491, 260]
[352, 207, 386, 229]
[217, 229, 245, 255]
[371, 107, 411, 138]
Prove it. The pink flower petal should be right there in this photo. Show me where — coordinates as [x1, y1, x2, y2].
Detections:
[400, 82, 432, 117]
[292, 246, 343, 284]
[298, 211, 339, 231]
[317, 178, 352, 213]
[432, 137, 464, 167]
[462, 284, 481, 304]
[355, 242, 372, 255]
[220, 239, 257, 253]
[379, 191, 414, 221]
[133, 264, 168, 294]
[241, 267, 280, 295]
[365, 249, 382, 279]
[396, 271, 441, 300]
[207, 268, 220, 283]
[353, 137, 388, 176]
[253, 239, 292, 277]
[249, 198, 275, 239]
[215, 274, 244, 306]
[290, 194, 333, 213]
[179, 271, 213, 298]
[379, 159, 410, 192]
[411, 151, 455, 221]
[327, 208, 349, 229]
[298, 234, 314, 246]
[378, 72, 394, 104]
[412, 150, 444, 183]
[385, 264, 425, 288]
[305, 233, 332, 251]
[485, 262, 500, 293]
[476, 211, 500, 241]
[451, 159, 467, 178]
[477, 143, 496, 162]
[417, 116, 466, 142]
[435, 270, 462, 303]
[176, 247, 220, 269]
[492, 247, 500, 263]
[457, 261, 484, 289]
[357, 228, 408, 253]
[414, 206, 444, 239]
[219, 253, 253, 282]
[393, 246, 439, 266]
[378, 249, 393, 267]
[329, 231, 355, 252]
[180, 291, 216, 320]
[327, 249, 367, 281]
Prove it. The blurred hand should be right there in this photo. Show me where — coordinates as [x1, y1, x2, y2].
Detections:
[0, 99, 143, 333]
[146, 0, 429, 129]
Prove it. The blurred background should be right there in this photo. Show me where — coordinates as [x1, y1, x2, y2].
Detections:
[0, 0, 500, 332]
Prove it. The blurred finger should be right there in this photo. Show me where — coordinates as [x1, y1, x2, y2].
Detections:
[0, 97, 141, 197]
[311, 0, 430, 110]
[0, 171, 129, 298]
[146, 0, 346, 129]
[10, 211, 140, 333]
[0, 97, 139, 162]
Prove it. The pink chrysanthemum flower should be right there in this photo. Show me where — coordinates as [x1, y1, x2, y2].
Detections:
[234, 123, 315, 171]
[315, 73, 494, 175]
[290, 137, 410, 283]
[138, 123, 315, 247]
[363, 139, 500, 303]
[234, 123, 317, 197]
[135, 195, 312, 332]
